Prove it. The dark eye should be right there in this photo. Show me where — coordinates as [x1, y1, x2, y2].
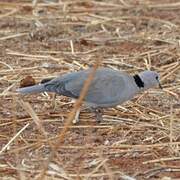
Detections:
[155, 76, 158, 80]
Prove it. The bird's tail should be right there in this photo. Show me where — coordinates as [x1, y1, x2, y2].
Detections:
[16, 84, 45, 94]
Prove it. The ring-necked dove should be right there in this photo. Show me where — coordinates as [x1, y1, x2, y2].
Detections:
[17, 67, 162, 123]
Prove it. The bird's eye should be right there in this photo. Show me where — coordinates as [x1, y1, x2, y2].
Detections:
[155, 76, 158, 80]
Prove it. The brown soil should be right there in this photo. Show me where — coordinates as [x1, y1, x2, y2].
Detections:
[0, 0, 179, 179]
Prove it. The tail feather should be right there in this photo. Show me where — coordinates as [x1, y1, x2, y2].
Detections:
[16, 84, 45, 94]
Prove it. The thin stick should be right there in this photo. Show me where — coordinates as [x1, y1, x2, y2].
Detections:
[0, 123, 29, 154]
[37, 60, 100, 179]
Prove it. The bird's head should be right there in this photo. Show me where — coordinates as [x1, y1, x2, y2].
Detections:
[138, 70, 162, 90]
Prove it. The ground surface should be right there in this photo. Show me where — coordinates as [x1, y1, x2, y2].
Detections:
[0, 0, 180, 179]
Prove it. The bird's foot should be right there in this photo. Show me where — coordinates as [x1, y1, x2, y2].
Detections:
[94, 108, 103, 123]
[72, 109, 80, 124]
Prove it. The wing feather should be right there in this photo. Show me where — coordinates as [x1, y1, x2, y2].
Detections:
[43, 68, 127, 107]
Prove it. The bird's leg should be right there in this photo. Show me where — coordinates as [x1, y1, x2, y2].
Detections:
[73, 108, 81, 124]
[52, 93, 57, 111]
[94, 108, 104, 123]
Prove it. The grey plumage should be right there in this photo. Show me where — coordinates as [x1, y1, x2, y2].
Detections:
[17, 67, 161, 109]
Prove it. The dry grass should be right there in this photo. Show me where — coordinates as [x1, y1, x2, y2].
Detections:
[0, 0, 180, 179]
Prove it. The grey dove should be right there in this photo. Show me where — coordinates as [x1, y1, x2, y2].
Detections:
[17, 67, 162, 123]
